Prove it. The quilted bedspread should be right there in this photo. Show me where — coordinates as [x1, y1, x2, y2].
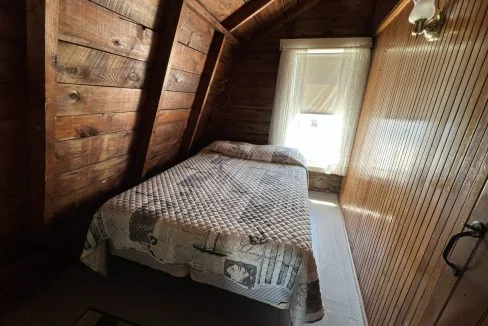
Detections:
[81, 141, 324, 325]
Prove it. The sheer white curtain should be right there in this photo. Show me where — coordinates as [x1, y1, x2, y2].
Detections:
[333, 48, 370, 175]
[269, 38, 371, 176]
[268, 49, 307, 145]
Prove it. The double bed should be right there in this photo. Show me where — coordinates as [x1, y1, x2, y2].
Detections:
[81, 141, 324, 325]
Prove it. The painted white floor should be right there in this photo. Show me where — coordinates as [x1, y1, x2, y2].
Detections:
[309, 191, 367, 326]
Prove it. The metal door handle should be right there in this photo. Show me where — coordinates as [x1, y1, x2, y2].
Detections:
[442, 221, 486, 277]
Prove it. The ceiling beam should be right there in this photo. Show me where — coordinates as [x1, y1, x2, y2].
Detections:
[222, 0, 276, 32]
[131, 0, 185, 182]
[250, 0, 321, 44]
[204, 49, 247, 145]
[179, 32, 226, 158]
[185, 0, 240, 47]
[26, 0, 59, 223]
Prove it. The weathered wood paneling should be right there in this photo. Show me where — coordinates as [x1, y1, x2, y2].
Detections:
[197, 0, 245, 22]
[50, 0, 166, 216]
[164, 69, 201, 93]
[129, 0, 186, 181]
[340, 0, 488, 325]
[155, 109, 191, 125]
[56, 42, 151, 89]
[49, 0, 223, 214]
[230, 86, 276, 107]
[144, 120, 187, 174]
[221, 120, 270, 135]
[53, 155, 129, 196]
[54, 131, 135, 173]
[150, 120, 188, 147]
[145, 139, 182, 174]
[56, 84, 145, 116]
[179, 32, 225, 157]
[179, 7, 214, 54]
[137, 2, 221, 176]
[231, 0, 296, 41]
[191, 37, 242, 148]
[89, 0, 165, 30]
[140, 3, 216, 176]
[172, 42, 207, 75]
[53, 159, 128, 213]
[158, 91, 195, 110]
[224, 107, 272, 123]
[183, 0, 240, 46]
[222, 0, 275, 32]
[59, 0, 157, 61]
[55, 112, 139, 141]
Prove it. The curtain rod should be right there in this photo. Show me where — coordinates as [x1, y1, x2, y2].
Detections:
[280, 37, 373, 50]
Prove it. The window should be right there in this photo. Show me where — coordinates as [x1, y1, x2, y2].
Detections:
[269, 38, 371, 175]
[292, 113, 341, 170]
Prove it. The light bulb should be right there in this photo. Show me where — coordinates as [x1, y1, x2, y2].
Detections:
[408, 0, 436, 23]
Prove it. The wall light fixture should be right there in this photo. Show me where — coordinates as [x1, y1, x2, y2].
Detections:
[408, 0, 444, 41]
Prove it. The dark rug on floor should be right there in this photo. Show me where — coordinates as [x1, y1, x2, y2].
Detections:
[74, 308, 138, 326]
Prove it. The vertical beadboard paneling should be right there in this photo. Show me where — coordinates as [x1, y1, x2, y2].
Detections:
[340, 0, 488, 324]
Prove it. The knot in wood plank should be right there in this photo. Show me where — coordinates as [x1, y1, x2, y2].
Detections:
[69, 91, 81, 101]
[128, 71, 140, 82]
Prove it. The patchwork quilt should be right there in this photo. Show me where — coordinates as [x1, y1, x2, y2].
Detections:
[81, 141, 324, 325]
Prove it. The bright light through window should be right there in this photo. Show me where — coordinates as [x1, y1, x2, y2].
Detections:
[288, 113, 342, 173]
[270, 39, 371, 175]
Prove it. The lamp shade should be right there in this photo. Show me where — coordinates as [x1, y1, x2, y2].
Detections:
[408, 0, 436, 23]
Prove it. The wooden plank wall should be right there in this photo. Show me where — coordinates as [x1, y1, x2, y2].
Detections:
[0, 0, 29, 255]
[52, 0, 166, 216]
[1, 0, 244, 315]
[187, 37, 240, 153]
[141, 2, 213, 176]
[340, 0, 488, 324]
[49, 0, 242, 214]
[198, 0, 246, 22]
[212, 0, 375, 145]
[142, 5, 240, 176]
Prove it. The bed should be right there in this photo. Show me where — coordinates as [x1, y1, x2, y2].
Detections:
[81, 141, 324, 325]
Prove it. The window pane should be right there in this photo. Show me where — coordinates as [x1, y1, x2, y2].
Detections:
[289, 113, 342, 171]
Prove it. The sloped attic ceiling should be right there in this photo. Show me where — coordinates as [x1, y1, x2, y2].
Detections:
[232, 0, 398, 41]
[233, 0, 298, 39]
[189, 0, 399, 42]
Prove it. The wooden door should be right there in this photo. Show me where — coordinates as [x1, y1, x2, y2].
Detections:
[419, 179, 488, 325]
